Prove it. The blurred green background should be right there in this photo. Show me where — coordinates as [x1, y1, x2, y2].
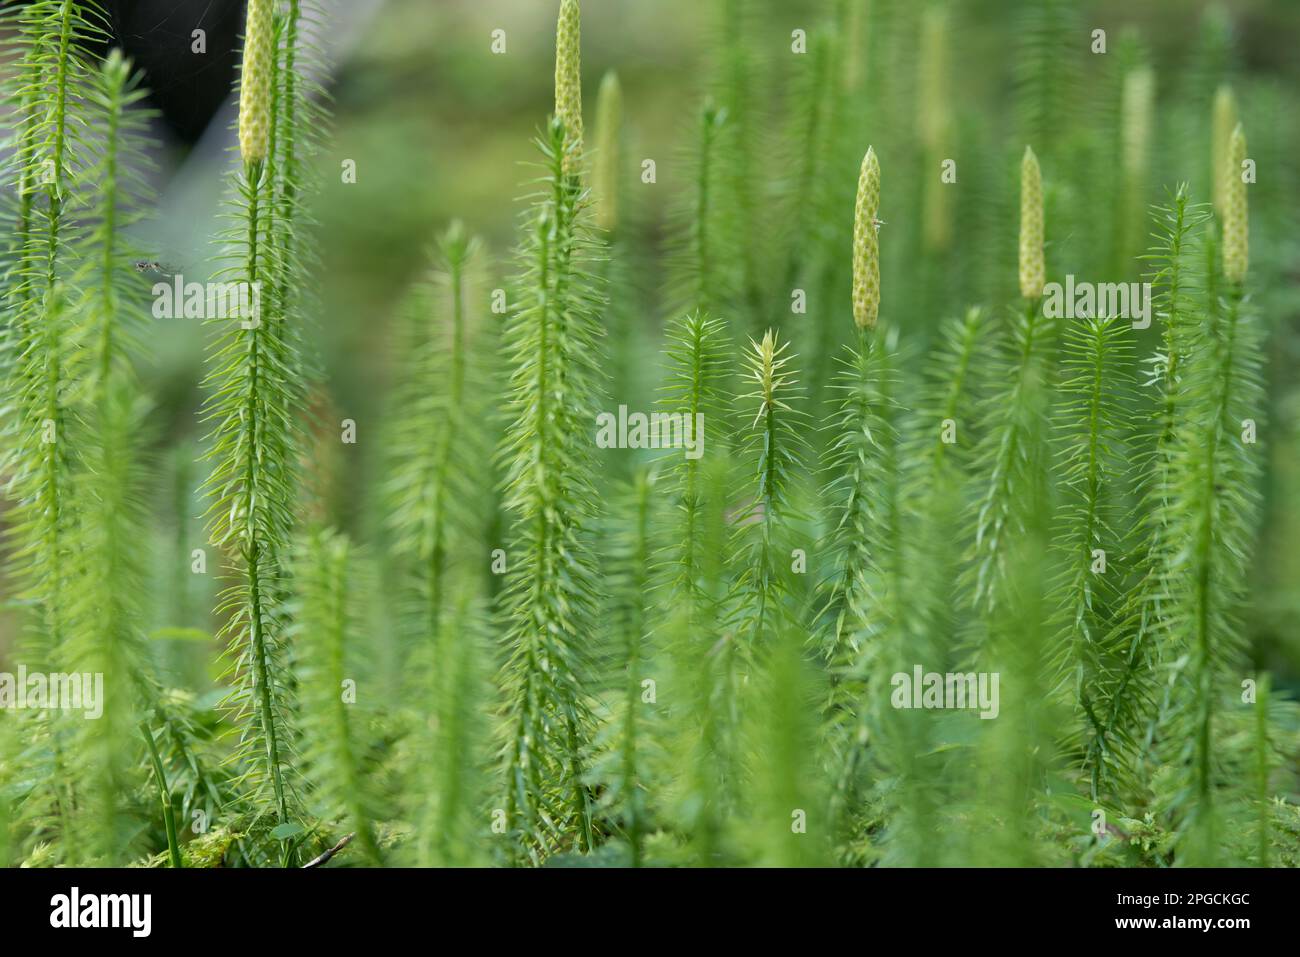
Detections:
[290, 0, 1300, 687]
[3, 0, 1298, 691]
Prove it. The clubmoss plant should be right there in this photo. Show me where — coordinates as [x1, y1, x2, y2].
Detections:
[709, 329, 810, 857]
[1162, 127, 1260, 864]
[1210, 85, 1237, 216]
[2, 0, 113, 864]
[745, 617, 829, 867]
[852, 148, 881, 330]
[1014, 0, 1082, 161]
[590, 70, 651, 442]
[290, 528, 382, 865]
[592, 71, 622, 234]
[819, 320, 903, 847]
[554, 0, 584, 176]
[779, 27, 837, 300]
[64, 48, 162, 865]
[665, 101, 733, 329]
[1, 0, 1297, 874]
[497, 0, 605, 863]
[898, 304, 991, 674]
[1100, 188, 1211, 799]
[730, 330, 806, 655]
[1253, 673, 1272, 866]
[876, 307, 992, 860]
[593, 469, 658, 866]
[1220, 124, 1248, 283]
[971, 146, 1051, 616]
[663, 453, 735, 865]
[819, 145, 887, 731]
[711, 0, 773, 337]
[1119, 67, 1155, 269]
[962, 150, 1061, 863]
[1048, 314, 1136, 800]
[201, 0, 308, 861]
[656, 313, 734, 863]
[409, 590, 491, 867]
[797, 13, 862, 430]
[1018, 146, 1045, 301]
[918, 5, 953, 254]
[267, 0, 323, 455]
[658, 310, 733, 609]
[827, 146, 933, 862]
[385, 223, 486, 642]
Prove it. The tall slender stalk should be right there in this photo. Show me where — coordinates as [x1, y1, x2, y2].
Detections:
[600, 470, 655, 866]
[498, 0, 604, 862]
[1049, 315, 1135, 800]
[965, 147, 1057, 864]
[142, 725, 182, 868]
[386, 224, 482, 639]
[1107, 189, 1209, 796]
[201, 0, 301, 861]
[2, 0, 109, 864]
[819, 149, 886, 834]
[1253, 673, 1272, 866]
[65, 48, 159, 865]
[412, 591, 490, 867]
[731, 331, 805, 657]
[1161, 128, 1259, 863]
[291, 528, 382, 865]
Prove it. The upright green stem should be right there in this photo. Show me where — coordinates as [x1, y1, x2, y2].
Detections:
[693, 108, 721, 316]
[426, 245, 468, 637]
[621, 473, 651, 867]
[1190, 286, 1241, 846]
[1254, 673, 1270, 866]
[973, 298, 1044, 614]
[241, 160, 290, 843]
[142, 725, 182, 868]
[274, 1, 301, 330]
[552, 169, 594, 853]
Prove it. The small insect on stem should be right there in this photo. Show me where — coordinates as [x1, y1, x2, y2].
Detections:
[134, 259, 179, 276]
[873, 217, 886, 232]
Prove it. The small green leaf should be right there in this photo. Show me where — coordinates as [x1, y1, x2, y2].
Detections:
[270, 823, 305, 841]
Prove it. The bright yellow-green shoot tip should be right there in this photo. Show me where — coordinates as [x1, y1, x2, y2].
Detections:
[238, 0, 275, 165]
[852, 147, 881, 330]
[593, 71, 622, 231]
[1019, 146, 1045, 300]
[554, 0, 584, 176]
[1211, 85, 1237, 216]
[1222, 123, 1249, 284]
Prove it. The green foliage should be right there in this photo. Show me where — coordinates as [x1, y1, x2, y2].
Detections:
[289, 528, 382, 864]
[495, 117, 605, 863]
[384, 223, 489, 640]
[1048, 315, 1137, 799]
[816, 329, 904, 852]
[660, 454, 734, 865]
[2, 0, 1297, 872]
[658, 310, 733, 608]
[728, 331, 806, 655]
[967, 299, 1054, 619]
[198, 0, 325, 862]
[201, 148, 302, 858]
[664, 103, 732, 323]
[589, 469, 660, 866]
[61, 49, 159, 865]
[1160, 281, 1263, 864]
[406, 591, 492, 867]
